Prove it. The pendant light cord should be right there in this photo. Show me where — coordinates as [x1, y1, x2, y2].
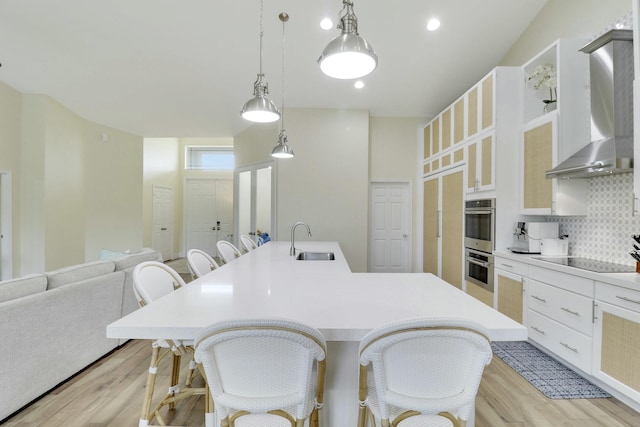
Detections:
[258, 0, 264, 75]
[280, 12, 288, 131]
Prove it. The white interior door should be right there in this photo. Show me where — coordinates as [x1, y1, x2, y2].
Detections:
[152, 185, 174, 261]
[185, 179, 234, 257]
[369, 181, 411, 273]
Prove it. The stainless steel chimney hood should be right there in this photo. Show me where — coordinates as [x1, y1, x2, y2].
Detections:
[546, 30, 634, 179]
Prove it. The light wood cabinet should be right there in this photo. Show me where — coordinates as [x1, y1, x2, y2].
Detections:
[521, 113, 588, 215]
[453, 98, 465, 144]
[481, 73, 494, 130]
[521, 38, 589, 216]
[441, 108, 452, 151]
[467, 281, 493, 307]
[423, 124, 431, 160]
[467, 87, 478, 138]
[496, 268, 525, 324]
[422, 168, 464, 289]
[593, 282, 640, 402]
[466, 133, 494, 194]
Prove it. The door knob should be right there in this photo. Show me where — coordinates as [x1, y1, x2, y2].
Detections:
[403, 233, 408, 238]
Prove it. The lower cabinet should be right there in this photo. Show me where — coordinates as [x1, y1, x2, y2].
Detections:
[495, 263, 527, 324]
[527, 273, 594, 374]
[466, 281, 494, 307]
[593, 282, 640, 402]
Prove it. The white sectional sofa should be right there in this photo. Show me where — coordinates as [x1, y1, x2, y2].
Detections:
[0, 249, 162, 421]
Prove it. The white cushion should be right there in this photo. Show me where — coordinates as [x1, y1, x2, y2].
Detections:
[47, 260, 116, 289]
[0, 274, 48, 303]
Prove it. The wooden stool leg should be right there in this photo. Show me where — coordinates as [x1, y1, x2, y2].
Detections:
[169, 354, 181, 409]
[140, 344, 161, 426]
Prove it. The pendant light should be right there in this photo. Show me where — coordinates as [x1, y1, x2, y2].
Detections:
[271, 12, 294, 159]
[241, 0, 280, 123]
[318, 0, 378, 80]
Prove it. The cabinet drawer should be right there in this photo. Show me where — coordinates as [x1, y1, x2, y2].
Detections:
[528, 310, 592, 373]
[529, 265, 594, 297]
[528, 279, 593, 336]
[494, 257, 528, 276]
[596, 282, 640, 313]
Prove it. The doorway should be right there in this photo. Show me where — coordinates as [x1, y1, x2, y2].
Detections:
[152, 185, 174, 261]
[369, 181, 411, 273]
[0, 172, 11, 279]
[235, 161, 276, 245]
[184, 179, 233, 257]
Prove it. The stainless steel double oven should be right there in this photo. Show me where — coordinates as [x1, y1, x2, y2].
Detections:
[464, 199, 495, 293]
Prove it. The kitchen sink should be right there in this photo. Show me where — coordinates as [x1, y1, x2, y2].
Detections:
[295, 252, 335, 261]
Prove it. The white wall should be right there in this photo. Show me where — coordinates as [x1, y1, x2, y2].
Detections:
[0, 87, 144, 275]
[499, 0, 631, 66]
[0, 82, 22, 277]
[84, 123, 144, 260]
[234, 108, 370, 272]
[369, 116, 424, 271]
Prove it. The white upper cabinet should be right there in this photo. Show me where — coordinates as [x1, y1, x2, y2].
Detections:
[520, 39, 590, 215]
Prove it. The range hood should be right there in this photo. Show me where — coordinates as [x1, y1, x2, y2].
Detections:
[546, 30, 634, 179]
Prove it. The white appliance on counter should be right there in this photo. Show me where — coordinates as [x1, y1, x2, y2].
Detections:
[511, 222, 559, 254]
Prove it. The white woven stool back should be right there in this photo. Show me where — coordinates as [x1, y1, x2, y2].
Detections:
[216, 240, 243, 264]
[240, 235, 258, 252]
[358, 317, 492, 426]
[186, 248, 219, 280]
[195, 318, 327, 424]
[133, 261, 186, 306]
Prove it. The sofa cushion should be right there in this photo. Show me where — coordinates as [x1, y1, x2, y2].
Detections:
[47, 260, 116, 289]
[114, 249, 161, 271]
[0, 274, 48, 303]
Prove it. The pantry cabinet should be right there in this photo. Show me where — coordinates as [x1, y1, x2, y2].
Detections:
[593, 282, 640, 402]
[422, 167, 464, 289]
[521, 38, 589, 216]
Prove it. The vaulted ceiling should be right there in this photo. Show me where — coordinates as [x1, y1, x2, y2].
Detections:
[0, 0, 547, 137]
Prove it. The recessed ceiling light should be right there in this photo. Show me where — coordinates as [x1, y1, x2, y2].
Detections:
[320, 18, 333, 30]
[427, 18, 441, 31]
[354, 80, 365, 89]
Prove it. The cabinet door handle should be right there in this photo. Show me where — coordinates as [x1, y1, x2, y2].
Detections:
[531, 326, 545, 335]
[561, 307, 580, 316]
[531, 295, 546, 303]
[560, 342, 578, 353]
[501, 263, 514, 269]
[616, 295, 640, 305]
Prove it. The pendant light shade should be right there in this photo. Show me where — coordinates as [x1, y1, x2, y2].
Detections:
[271, 12, 294, 159]
[240, 74, 280, 123]
[271, 129, 294, 158]
[241, 0, 280, 123]
[318, 0, 378, 80]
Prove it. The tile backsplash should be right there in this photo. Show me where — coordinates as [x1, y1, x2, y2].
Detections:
[547, 173, 639, 266]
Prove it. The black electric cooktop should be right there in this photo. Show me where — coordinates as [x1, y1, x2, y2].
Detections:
[533, 257, 636, 273]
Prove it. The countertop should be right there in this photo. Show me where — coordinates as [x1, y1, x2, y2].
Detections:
[494, 250, 640, 291]
[107, 241, 526, 342]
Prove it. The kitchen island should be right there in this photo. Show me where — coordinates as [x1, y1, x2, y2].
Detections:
[108, 241, 526, 426]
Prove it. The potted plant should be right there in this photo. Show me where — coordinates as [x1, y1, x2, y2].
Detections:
[527, 63, 557, 113]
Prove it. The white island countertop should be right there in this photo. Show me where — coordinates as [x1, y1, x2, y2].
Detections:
[108, 241, 526, 342]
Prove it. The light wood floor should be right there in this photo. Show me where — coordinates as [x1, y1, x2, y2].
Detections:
[4, 339, 640, 427]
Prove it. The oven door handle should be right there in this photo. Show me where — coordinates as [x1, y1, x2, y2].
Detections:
[464, 209, 494, 215]
[466, 257, 491, 268]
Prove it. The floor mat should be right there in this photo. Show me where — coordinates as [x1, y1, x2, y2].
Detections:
[491, 341, 611, 399]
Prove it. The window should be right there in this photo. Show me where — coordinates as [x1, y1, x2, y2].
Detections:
[185, 146, 234, 170]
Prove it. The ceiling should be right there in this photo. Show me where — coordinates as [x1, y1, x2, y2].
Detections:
[0, 0, 547, 138]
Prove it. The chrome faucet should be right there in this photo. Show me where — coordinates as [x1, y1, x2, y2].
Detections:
[290, 222, 312, 256]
